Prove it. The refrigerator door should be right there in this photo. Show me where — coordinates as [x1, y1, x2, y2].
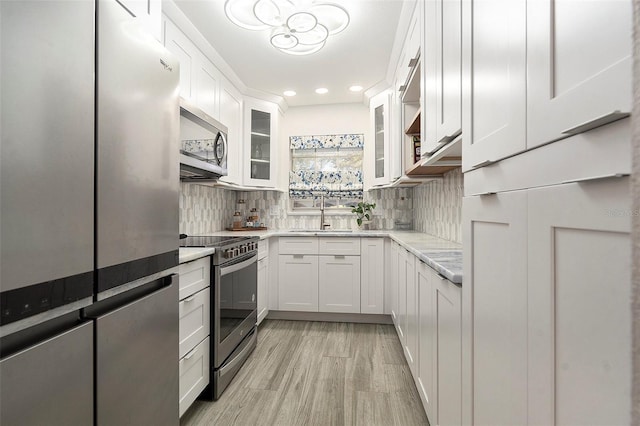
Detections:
[96, 0, 180, 292]
[0, 322, 93, 426]
[94, 276, 179, 426]
[0, 0, 94, 324]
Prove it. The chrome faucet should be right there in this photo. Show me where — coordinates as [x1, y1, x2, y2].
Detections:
[320, 193, 330, 230]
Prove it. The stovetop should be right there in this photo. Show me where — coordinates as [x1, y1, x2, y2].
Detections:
[179, 235, 254, 248]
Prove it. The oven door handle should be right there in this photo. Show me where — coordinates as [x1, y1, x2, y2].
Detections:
[220, 254, 257, 277]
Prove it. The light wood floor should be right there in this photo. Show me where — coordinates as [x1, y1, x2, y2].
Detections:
[180, 319, 430, 426]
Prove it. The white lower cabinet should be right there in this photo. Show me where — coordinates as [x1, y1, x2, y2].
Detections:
[404, 252, 418, 375]
[388, 246, 464, 426]
[462, 190, 528, 426]
[179, 287, 210, 359]
[417, 261, 435, 419]
[527, 179, 631, 426]
[433, 272, 462, 426]
[278, 254, 319, 312]
[397, 248, 408, 341]
[257, 240, 269, 325]
[462, 177, 631, 425]
[277, 237, 383, 315]
[178, 256, 211, 417]
[388, 241, 400, 323]
[319, 255, 361, 313]
[179, 337, 210, 417]
[361, 238, 385, 314]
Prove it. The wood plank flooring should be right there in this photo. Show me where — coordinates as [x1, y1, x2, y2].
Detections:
[181, 320, 430, 426]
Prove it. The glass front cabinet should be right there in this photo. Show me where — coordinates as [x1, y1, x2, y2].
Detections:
[368, 91, 392, 187]
[244, 99, 279, 188]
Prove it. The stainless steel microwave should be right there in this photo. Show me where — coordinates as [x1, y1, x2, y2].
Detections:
[179, 99, 228, 180]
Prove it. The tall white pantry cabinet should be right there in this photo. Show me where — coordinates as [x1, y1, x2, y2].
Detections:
[462, 1, 632, 425]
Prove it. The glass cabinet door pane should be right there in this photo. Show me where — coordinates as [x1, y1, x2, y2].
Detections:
[250, 109, 270, 180]
[374, 105, 385, 178]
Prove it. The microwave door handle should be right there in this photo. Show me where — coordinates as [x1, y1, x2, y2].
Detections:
[214, 132, 225, 165]
[220, 254, 257, 277]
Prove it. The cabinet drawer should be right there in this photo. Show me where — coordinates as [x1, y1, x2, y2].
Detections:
[258, 239, 269, 260]
[319, 237, 361, 255]
[278, 237, 319, 255]
[178, 257, 210, 300]
[179, 287, 210, 359]
[179, 337, 210, 417]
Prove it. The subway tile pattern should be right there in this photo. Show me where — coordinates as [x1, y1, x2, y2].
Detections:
[412, 169, 463, 243]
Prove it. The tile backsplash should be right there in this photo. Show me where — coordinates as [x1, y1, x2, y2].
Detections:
[179, 183, 236, 234]
[413, 169, 463, 243]
[180, 168, 463, 243]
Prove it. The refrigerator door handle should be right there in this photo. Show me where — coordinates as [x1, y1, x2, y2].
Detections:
[84, 273, 178, 319]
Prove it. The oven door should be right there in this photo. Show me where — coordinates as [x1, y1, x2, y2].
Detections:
[214, 254, 257, 368]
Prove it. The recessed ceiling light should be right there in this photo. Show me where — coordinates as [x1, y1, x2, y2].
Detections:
[315, 88, 328, 94]
[284, 90, 297, 97]
[349, 85, 363, 92]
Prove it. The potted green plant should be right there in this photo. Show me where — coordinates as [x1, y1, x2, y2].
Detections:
[352, 201, 376, 229]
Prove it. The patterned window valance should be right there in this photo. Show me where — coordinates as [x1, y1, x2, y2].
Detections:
[289, 134, 364, 150]
[289, 134, 364, 201]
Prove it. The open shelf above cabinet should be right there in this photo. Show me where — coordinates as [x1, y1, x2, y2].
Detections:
[405, 110, 420, 135]
[406, 135, 462, 176]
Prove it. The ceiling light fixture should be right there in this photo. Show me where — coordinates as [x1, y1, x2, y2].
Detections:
[315, 87, 328, 94]
[283, 90, 297, 96]
[349, 85, 363, 92]
[224, 0, 350, 56]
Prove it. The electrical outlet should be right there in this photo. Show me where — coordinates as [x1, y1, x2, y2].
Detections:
[269, 205, 279, 216]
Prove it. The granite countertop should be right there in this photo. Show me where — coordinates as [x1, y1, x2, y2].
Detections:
[178, 229, 463, 284]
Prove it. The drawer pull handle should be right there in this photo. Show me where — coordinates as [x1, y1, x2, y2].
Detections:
[562, 173, 629, 185]
[561, 110, 629, 135]
[334, 255, 346, 259]
[184, 295, 196, 303]
[436, 129, 462, 146]
[437, 273, 447, 280]
[472, 159, 494, 169]
[478, 191, 496, 196]
[184, 350, 196, 360]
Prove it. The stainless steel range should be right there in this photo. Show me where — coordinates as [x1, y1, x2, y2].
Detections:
[180, 235, 258, 399]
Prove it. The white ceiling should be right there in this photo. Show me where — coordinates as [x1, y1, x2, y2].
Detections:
[173, 0, 408, 107]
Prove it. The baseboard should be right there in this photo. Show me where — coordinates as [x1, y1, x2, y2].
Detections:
[265, 310, 394, 325]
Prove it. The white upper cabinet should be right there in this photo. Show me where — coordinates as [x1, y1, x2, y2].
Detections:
[163, 18, 195, 102]
[244, 98, 279, 188]
[162, 17, 222, 120]
[462, 0, 526, 171]
[368, 91, 391, 187]
[526, 0, 632, 148]
[117, 0, 161, 40]
[436, 0, 462, 146]
[395, 2, 422, 86]
[219, 80, 243, 185]
[423, 0, 462, 156]
[193, 59, 221, 119]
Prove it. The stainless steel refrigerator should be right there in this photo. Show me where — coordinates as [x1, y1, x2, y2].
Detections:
[0, 1, 180, 424]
